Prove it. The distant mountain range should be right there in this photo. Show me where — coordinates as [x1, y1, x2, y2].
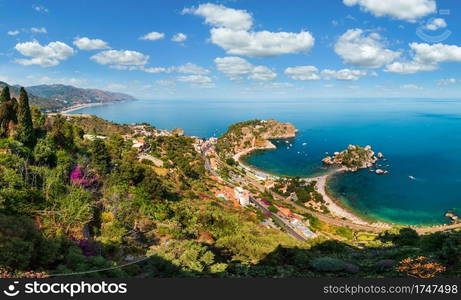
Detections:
[0, 82, 136, 112]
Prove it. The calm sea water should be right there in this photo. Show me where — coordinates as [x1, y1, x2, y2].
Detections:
[73, 98, 461, 225]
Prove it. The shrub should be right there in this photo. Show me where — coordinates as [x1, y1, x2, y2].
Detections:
[311, 257, 346, 272]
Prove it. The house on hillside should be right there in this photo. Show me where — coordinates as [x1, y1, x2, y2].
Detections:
[234, 187, 250, 207]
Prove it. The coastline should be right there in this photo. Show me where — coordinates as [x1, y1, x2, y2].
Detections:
[233, 146, 279, 180]
[303, 169, 391, 229]
[233, 146, 461, 232]
[59, 102, 108, 114]
[233, 146, 390, 228]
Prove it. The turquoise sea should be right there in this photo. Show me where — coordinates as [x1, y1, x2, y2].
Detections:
[72, 98, 461, 225]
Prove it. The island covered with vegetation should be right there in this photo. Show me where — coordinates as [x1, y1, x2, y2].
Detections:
[216, 119, 297, 157]
[322, 144, 384, 172]
[1, 86, 461, 279]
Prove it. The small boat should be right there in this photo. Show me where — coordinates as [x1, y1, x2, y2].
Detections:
[302, 142, 307, 146]
[408, 176, 416, 180]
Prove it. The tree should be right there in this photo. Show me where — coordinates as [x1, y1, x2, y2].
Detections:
[0, 86, 11, 103]
[379, 227, 419, 247]
[89, 139, 111, 174]
[0, 88, 16, 137]
[33, 136, 57, 166]
[15, 88, 35, 147]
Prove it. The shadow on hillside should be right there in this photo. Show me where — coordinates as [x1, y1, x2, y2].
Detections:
[137, 231, 461, 278]
[1, 211, 459, 278]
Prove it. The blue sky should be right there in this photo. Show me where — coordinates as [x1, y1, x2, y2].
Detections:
[0, 0, 460, 99]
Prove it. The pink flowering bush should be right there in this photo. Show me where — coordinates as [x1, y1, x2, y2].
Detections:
[261, 199, 271, 206]
[70, 165, 97, 187]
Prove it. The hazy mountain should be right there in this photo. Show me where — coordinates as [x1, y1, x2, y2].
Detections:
[0, 82, 136, 112]
[0, 81, 64, 111]
[27, 84, 136, 106]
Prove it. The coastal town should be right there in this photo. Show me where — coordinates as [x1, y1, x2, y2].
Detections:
[1, 83, 461, 278]
[61, 113, 461, 240]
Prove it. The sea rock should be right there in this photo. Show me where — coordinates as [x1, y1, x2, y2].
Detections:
[375, 169, 389, 175]
[322, 156, 333, 164]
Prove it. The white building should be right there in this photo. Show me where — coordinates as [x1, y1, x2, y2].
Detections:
[234, 187, 250, 207]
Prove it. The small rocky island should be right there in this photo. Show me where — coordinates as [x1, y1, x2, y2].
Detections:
[322, 144, 386, 173]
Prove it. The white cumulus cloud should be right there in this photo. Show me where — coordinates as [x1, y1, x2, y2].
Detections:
[384, 61, 437, 73]
[143, 63, 209, 75]
[335, 29, 400, 68]
[171, 33, 187, 42]
[184, 3, 315, 57]
[91, 50, 149, 68]
[176, 75, 212, 84]
[182, 3, 253, 31]
[437, 78, 458, 86]
[285, 66, 368, 81]
[343, 0, 436, 22]
[321, 69, 367, 81]
[386, 42, 461, 74]
[214, 56, 276, 81]
[7, 30, 19, 36]
[140, 32, 165, 41]
[172, 63, 209, 74]
[211, 28, 314, 57]
[73, 37, 110, 50]
[15, 40, 75, 67]
[284, 66, 320, 80]
[176, 75, 215, 88]
[31, 27, 47, 34]
[33, 5, 49, 13]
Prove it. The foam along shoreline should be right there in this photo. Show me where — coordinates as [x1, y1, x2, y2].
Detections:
[233, 147, 388, 227]
[59, 102, 107, 114]
[303, 169, 391, 229]
[235, 148, 461, 233]
[233, 146, 279, 180]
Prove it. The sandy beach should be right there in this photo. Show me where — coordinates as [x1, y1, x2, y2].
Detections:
[233, 147, 392, 229]
[234, 147, 461, 233]
[233, 146, 279, 180]
[59, 102, 106, 114]
[304, 170, 391, 229]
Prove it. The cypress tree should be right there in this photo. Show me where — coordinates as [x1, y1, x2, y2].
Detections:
[0, 87, 13, 136]
[10, 97, 18, 123]
[0, 103, 8, 137]
[16, 87, 35, 146]
[0, 86, 11, 103]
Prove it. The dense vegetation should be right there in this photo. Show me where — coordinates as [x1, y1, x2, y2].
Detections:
[1, 88, 460, 278]
[215, 120, 263, 156]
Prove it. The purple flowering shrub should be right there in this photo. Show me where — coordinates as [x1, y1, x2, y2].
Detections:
[70, 165, 97, 187]
[261, 199, 271, 206]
